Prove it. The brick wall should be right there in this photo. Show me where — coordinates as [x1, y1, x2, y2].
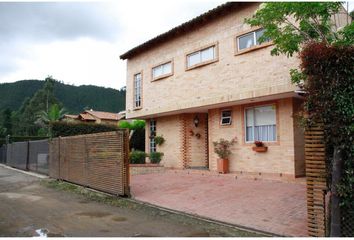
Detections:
[125, 3, 300, 119]
[147, 97, 304, 177]
[208, 97, 299, 176]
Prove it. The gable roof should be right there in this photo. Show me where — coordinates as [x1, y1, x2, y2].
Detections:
[79, 113, 96, 121]
[63, 114, 79, 119]
[120, 2, 245, 60]
[85, 110, 122, 121]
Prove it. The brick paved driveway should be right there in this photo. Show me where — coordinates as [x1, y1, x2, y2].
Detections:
[131, 170, 307, 236]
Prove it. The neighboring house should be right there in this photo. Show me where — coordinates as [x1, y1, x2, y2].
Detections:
[120, 2, 348, 179]
[62, 110, 124, 126]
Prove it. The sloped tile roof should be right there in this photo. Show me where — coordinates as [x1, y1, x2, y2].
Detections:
[85, 110, 122, 121]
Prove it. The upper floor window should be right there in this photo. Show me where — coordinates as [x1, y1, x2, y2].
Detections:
[245, 105, 276, 142]
[187, 45, 216, 69]
[152, 61, 172, 80]
[220, 110, 232, 125]
[134, 73, 142, 108]
[236, 28, 270, 51]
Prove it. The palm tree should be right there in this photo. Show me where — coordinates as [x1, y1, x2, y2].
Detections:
[37, 104, 67, 137]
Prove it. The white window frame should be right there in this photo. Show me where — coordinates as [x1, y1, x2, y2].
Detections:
[149, 119, 156, 153]
[133, 73, 142, 108]
[244, 104, 277, 143]
[186, 45, 216, 69]
[220, 110, 232, 126]
[152, 61, 173, 80]
[237, 28, 269, 51]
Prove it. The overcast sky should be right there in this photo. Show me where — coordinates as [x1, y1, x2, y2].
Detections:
[0, 1, 353, 90]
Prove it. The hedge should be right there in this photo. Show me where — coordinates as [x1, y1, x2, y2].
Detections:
[51, 122, 118, 137]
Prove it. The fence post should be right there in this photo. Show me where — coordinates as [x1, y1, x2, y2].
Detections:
[26, 141, 30, 171]
[58, 136, 61, 180]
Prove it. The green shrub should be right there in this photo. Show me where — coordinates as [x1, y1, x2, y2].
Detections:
[51, 122, 118, 137]
[154, 135, 165, 146]
[129, 150, 146, 164]
[149, 152, 164, 164]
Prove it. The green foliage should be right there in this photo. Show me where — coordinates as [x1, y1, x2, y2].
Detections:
[299, 42, 354, 209]
[149, 152, 164, 164]
[51, 122, 118, 137]
[118, 120, 146, 130]
[129, 150, 146, 164]
[0, 108, 12, 137]
[13, 76, 61, 135]
[213, 137, 237, 159]
[0, 79, 126, 114]
[37, 104, 67, 124]
[118, 121, 131, 129]
[246, 2, 345, 57]
[154, 135, 165, 146]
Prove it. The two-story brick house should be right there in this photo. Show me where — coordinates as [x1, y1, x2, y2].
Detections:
[120, 2, 308, 179]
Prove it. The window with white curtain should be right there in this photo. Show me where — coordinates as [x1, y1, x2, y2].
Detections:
[152, 61, 172, 79]
[187, 45, 215, 68]
[237, 28, 270, 51]
[245, 105, 276, 142]
[134, 73, 142, 108]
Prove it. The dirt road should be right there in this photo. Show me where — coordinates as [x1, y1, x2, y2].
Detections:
[0, 165, 261, 237]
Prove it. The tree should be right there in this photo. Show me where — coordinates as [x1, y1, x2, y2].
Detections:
[19, 76, 62, 135]
[246, 3, 353, 236]
[118, 120, 146, 151]
[37, 104, 67, 137]
[246, 2, 351, 57]
[0, 108, 12, 137]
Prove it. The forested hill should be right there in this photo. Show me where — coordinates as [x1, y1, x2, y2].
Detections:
[0, 80, 126, 114]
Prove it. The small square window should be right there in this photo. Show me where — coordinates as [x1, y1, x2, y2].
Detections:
[220, 110, 232, 125]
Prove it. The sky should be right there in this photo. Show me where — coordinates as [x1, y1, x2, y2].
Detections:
[0, 0, 353, 90]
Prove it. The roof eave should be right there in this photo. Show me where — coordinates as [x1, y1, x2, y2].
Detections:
[119, 2, 246, 60]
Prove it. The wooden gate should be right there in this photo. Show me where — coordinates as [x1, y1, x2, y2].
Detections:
[49, 130, 130, 196]
[305, 124, 327, 236]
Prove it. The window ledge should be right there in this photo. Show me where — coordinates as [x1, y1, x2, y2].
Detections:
[133, 107, 142, 111]
[151, 73, 173, 82]
[235, 42, 274, 56]
[186, 58, 218, 71]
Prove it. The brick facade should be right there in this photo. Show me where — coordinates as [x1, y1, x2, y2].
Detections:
[123, 3, 310, 178]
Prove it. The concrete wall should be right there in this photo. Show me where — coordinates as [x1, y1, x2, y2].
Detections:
[125, 3, 299, 119]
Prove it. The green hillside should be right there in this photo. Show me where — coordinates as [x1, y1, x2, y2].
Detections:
[0, 80, 126, 114]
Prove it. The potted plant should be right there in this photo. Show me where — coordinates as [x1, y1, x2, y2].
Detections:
[213, 137, 237, 174]
[252, 141, 268, 152]
[154, 135, 165, 146]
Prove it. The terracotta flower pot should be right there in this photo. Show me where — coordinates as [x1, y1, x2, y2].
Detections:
[252, 146, 268, 152]
[217, 158, 229, 174]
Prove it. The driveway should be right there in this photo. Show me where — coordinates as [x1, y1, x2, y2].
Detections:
[131, 170, 308, 236]
[0, 165, 260, 237]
